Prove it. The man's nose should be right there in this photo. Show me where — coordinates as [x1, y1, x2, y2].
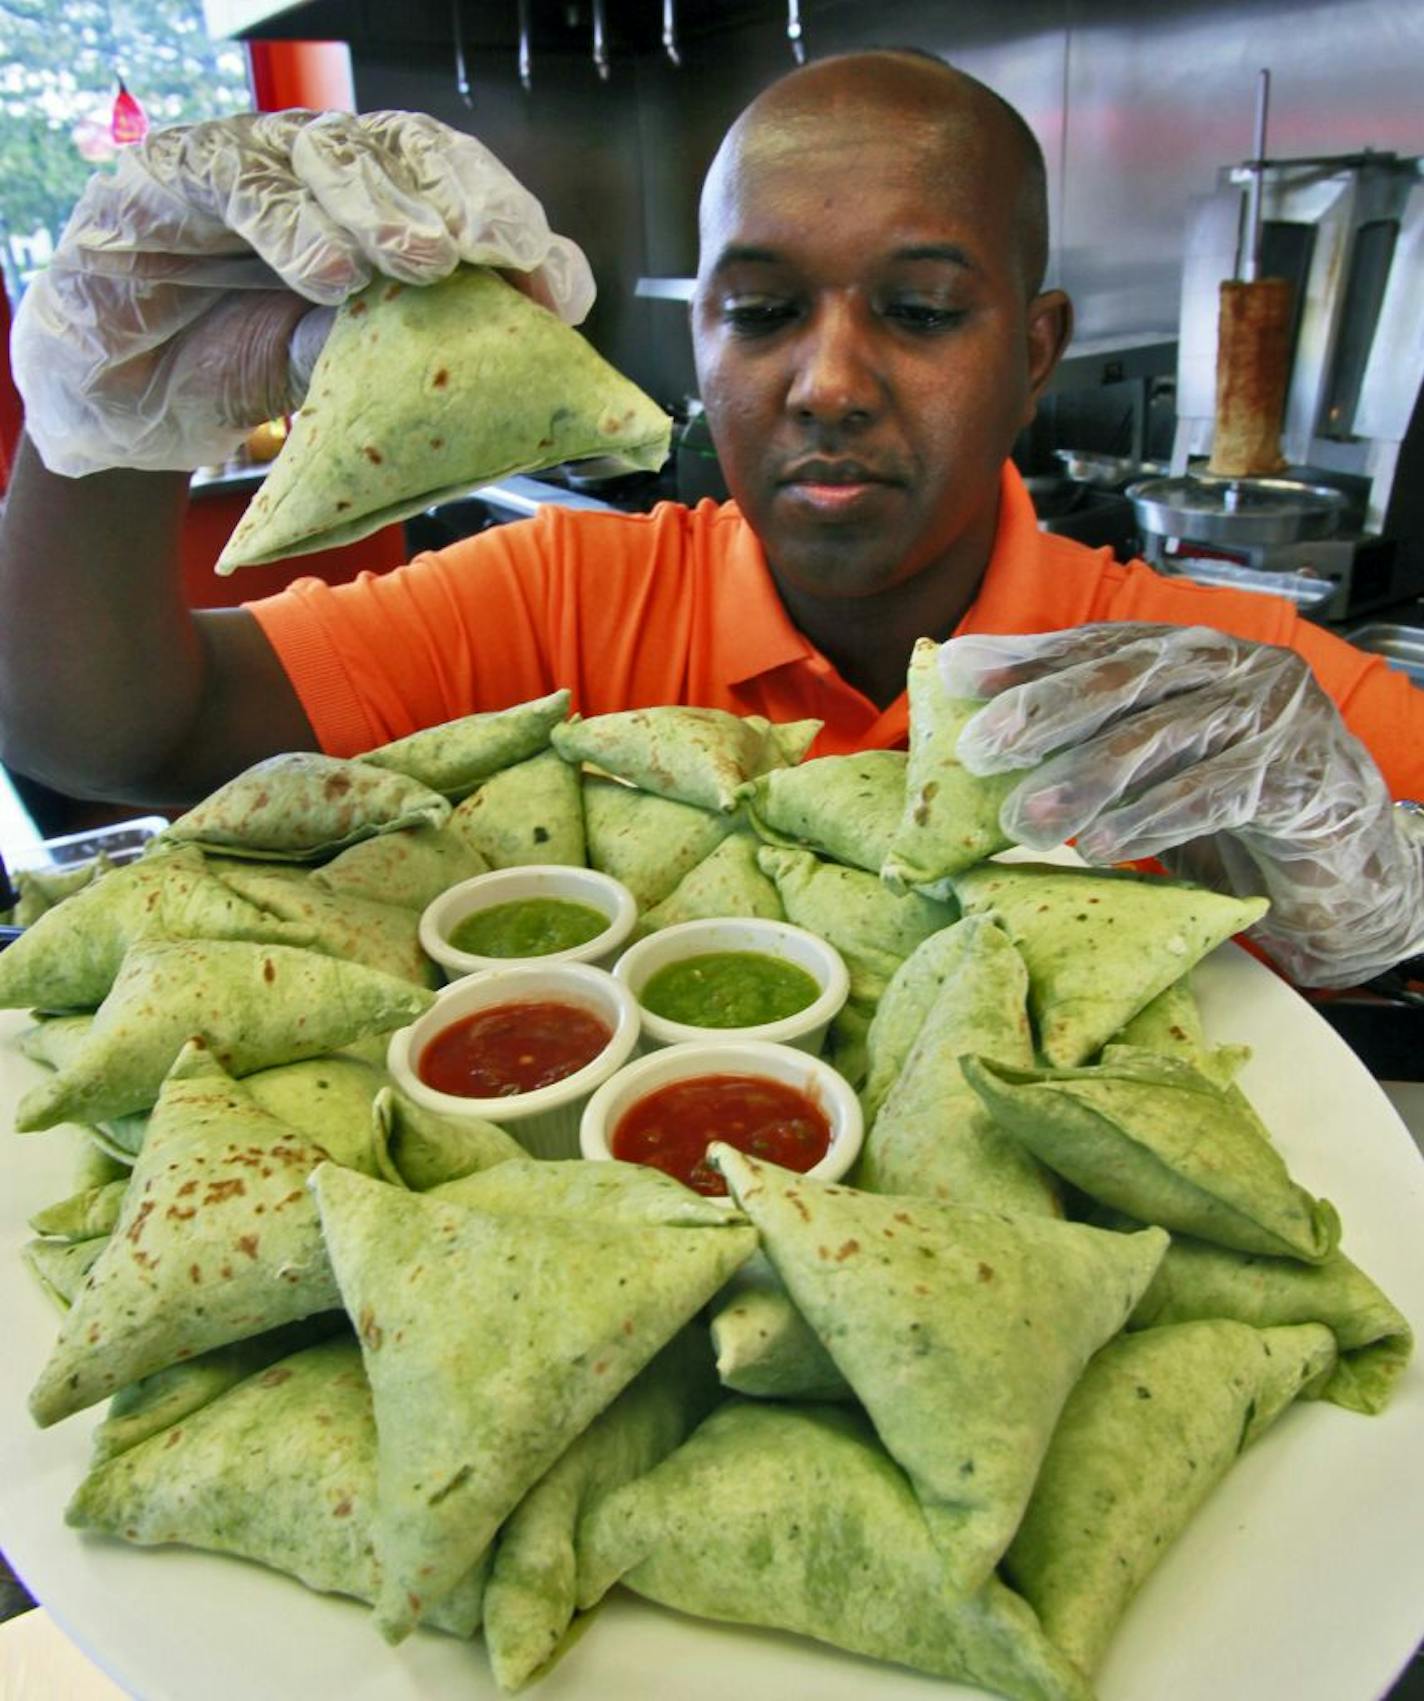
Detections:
[784, 300, 882, 425]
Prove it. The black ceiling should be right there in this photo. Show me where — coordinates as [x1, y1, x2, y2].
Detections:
[238, 0, 800, 55]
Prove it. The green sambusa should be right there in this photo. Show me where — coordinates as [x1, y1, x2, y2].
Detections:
[1004, 1320, 1336, 1677]
[309, 1163, 756, 1643]
[372, 1085, 524, 1191]
[217, 866, 436, 987]
[450, 747, 586, 868]
[553, 706, 819, 814]
[952, 860, 1269, 1067]
[577, 1399, 1095, 1701]
[709, 1251, 851, 1402]
[429, 1155, 741, 1228]
[0, 845, 311, 1013]
[1122, 1219, 1413, 1415]
[313, 824, 489, 911]
[739, 748, 908, 873]
[582, 776, 738, 912]
[67, 1337, 490, 1635]
[1110, 974, 1252, 1087]
[15, 938, 432, 1133]
[216, 269, 670, 570]
[756, 844, 957, 1007]
[637, 831, 784, 934]
[89, 1316, 342, 1463]
[22, 1237, 107, 1310]
[162, 752, 451, 861]
[855, 916, 1059, 1216]
[361, 690, 572, 799]
[880, 638, 1023, 892]
[482, 1327, 721, 1691]
[29, 1043, 343, 1427]
[960, 1051, 1340, 1263]
[711, 1147, 1167, 1599]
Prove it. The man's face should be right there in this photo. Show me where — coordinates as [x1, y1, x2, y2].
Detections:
[692, 105, 1061, 602]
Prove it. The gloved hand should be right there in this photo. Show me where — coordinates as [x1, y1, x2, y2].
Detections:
[12, 108, 596, 479]
[941, 623, 1424, 987]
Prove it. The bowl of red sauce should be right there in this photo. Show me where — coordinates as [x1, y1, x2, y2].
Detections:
[387, 961, 641, 1158]
[420, 866, 638, 982]
[578, 1039, 863, 1196]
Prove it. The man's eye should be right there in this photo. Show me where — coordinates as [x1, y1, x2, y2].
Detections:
[884, 302, 967, 332]
[720, 298, 798, 334]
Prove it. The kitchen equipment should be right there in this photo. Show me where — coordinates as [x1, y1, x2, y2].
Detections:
[592, 0, 609, 79]
[1128, 475, 1346, 548]
[1128, 472, 1354, 616]
[1056, 449, 1167, 489]
[1163, 130, 1424, 622]
[1345, 623, 1424, 689]
[1025, 473, 1137, 554]
[1240, 69, 1271, 287]
[517, 0, 531, 90]
[451, 0, 473, 107]
[1208, 70, 1294, 480]
[786, 0, 805, 64]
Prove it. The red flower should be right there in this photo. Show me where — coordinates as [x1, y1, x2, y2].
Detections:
[110, 77, 148, 145]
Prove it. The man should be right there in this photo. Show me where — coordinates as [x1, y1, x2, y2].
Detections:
[1, 51, 1420, 984]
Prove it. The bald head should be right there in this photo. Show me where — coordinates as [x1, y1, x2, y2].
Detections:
[700, 50, 1049, 297]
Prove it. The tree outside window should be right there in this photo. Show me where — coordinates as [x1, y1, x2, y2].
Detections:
[0, 0, 254, 305]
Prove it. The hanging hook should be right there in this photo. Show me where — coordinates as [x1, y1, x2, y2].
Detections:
[451, 0, 474, 107]
[591, 0, 610, 79]
[518, 0, 533, 90]
[786, 0, 805, 64]
[662, 0, 681, 67]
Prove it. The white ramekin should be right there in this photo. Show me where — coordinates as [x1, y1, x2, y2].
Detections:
[387, 961, 641, 1159]
[418, 865, 638, 982]
[612, 917, 850, 1054]
[579, 1038, 864, 1186]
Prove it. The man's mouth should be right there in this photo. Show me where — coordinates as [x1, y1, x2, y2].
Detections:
[777, 458, 902, 516]
[780, 457, 897, 488]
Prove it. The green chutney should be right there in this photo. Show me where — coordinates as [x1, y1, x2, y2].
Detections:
[448, 897, 609, 959]
[642, 950, 821, 1029]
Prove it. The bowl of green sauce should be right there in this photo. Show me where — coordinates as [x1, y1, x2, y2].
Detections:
[420, 865, 638, 980]
[613, 917, 850, 1054]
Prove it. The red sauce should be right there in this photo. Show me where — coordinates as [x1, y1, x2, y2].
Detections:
[611, 1073, 832, 1196]
[418, 1000, 612, 1098]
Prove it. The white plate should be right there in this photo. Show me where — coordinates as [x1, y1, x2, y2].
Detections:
[2, 950, 1423, 1701]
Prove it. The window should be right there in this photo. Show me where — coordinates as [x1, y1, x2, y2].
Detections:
[0, 0, 254, 307]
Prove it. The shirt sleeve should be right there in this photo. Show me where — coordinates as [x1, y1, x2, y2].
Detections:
[243, 511, 569, 757]
[243, 501, 713, 757]
[1283, 619, 1424, 800]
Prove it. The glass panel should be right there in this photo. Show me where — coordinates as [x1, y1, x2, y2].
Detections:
[0, 0, 254, 308]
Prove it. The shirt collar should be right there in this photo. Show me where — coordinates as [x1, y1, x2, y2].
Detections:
[711, 461, 1100, 705]
[710, 502, 819, 688]
[957, 463, 1109, 634]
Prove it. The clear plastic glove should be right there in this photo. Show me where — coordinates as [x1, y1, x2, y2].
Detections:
[941, 623, 1424, 987]
[11, 108, 596, 478]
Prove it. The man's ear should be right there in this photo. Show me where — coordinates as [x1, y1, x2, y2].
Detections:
[1023, 289, 1074, 413]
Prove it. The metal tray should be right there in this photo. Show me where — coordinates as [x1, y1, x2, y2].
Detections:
[1165, 555, 1338, 613]
[1056, 449, 1167, 488]
[1345, 623, 1424, 688]
[8, 815, 170, 873]
[1127, 475, 1347, 546]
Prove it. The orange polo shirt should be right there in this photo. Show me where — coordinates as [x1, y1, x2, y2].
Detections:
[247, 463, 1424, 799]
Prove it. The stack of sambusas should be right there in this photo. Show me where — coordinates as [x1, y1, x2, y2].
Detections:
[5, 645, 1412, 1701]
